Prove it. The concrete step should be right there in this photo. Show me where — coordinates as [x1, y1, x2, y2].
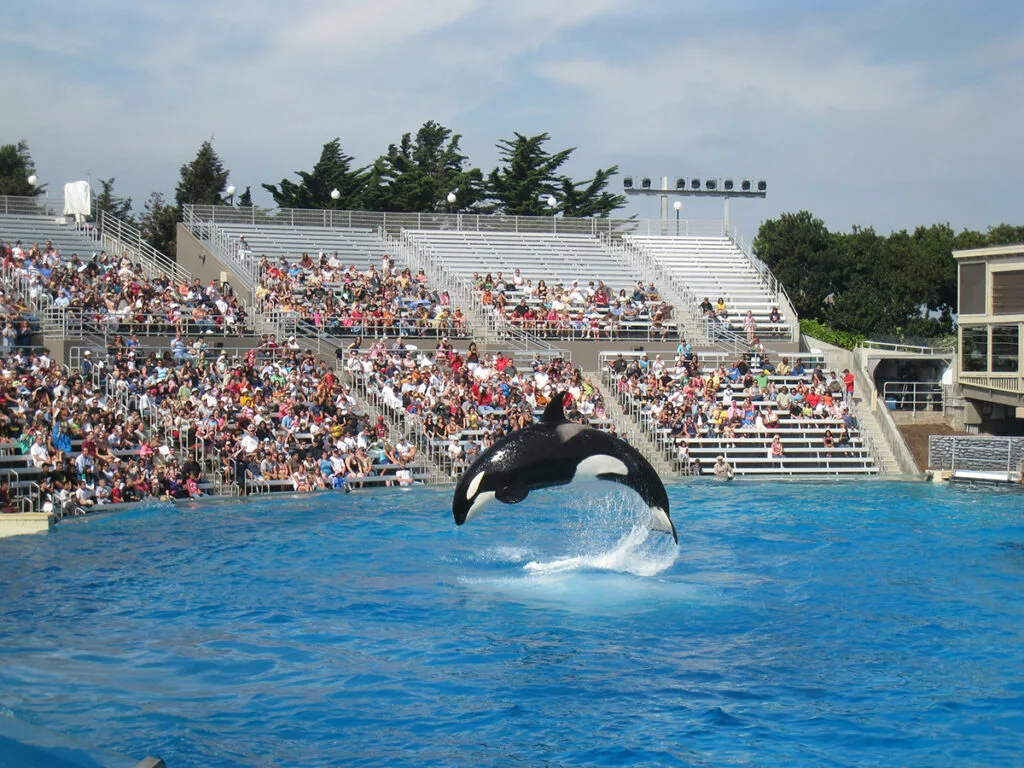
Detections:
[585, 370, 674, 477]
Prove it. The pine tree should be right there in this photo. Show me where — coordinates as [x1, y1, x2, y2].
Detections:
[262, 138, 368, 209]
[175, 139, 230, 208]
[364, 121, 485, 212]
[139, 192, 179, 257]
[0, 140, 43, 196]
[486, 133, 572, 216]
[94, 177, 135, 223]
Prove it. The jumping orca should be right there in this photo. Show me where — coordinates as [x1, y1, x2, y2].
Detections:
[452, 391, 676, 543]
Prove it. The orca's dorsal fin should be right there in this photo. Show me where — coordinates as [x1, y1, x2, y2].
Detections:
[541, 391, 569, 424]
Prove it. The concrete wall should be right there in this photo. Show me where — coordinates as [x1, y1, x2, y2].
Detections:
[176, 224, 250, 300]
[928, 435, 1024, 471]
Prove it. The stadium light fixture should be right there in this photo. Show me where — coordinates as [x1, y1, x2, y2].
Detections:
[331, 189, 341, 201]
[620, 172, 768, 231]
[547, 195, 557, 209]
[446, 191, 457, 204]
[226, 184, 236, 205]
[27, 174, 38, 187]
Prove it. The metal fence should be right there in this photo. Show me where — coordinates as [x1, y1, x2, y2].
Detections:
[929, 435, 1024, 476]
[881, 381, 945, 415]
[0, 195, 64, 217]
[185, 203, 727, 240]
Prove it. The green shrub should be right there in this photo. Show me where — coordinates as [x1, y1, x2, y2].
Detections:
[800, 319, 866, 350]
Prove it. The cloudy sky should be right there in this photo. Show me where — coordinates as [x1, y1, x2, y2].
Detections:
[3, 0, 1022, 239]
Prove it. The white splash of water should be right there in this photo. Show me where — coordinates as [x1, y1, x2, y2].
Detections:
[524, 523, 678, 577]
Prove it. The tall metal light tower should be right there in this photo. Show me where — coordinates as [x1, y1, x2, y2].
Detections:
[622, 175, 767, 233]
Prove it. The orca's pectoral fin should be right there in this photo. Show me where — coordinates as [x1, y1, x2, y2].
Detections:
[495, 482, 529, 505]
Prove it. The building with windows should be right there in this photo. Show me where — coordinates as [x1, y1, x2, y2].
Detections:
[954, 243, 1024, 431]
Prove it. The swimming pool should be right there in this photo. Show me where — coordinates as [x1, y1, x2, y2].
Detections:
[1, 480, 1022, 767]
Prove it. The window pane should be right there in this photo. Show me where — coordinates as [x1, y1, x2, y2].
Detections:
[961, 326, 988, 372]
[992, 325, 1019, 373]
[959, 263, 986, 314]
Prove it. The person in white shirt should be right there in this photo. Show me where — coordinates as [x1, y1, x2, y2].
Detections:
[239, 426, 260, 455]
[29, 435, 50, 468]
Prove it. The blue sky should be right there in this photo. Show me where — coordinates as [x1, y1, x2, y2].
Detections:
[3, 0, 1022, 240]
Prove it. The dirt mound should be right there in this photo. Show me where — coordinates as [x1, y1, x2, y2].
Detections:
[899, 423, 966, 469]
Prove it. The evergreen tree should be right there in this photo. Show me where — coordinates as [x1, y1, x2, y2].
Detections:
[139, 192, 179, 257]
[486, 132, 572, 216]
[237, 186, 253, 207]
[557, 166, 627, 218]
[486, 132, 626, 217]
[94, 177, 134, 223]
[0, 140, 43, 196]
[262, 138, 368, 209]
[175, 139, 230, 208]
[363, 121, 485, 212]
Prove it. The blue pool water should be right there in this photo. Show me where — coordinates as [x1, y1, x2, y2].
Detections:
[1, 480, 1023, 767]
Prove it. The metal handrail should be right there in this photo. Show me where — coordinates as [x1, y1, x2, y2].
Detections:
[85, 210, 191, 283]
[603, 234, 697, 342]
[729, 224, 800, 343]
[859, 339, 956, 356]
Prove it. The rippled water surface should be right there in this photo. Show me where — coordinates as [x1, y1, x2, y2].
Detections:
[2, 480, 1024, 767]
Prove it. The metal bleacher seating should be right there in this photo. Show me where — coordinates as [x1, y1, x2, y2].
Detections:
[222, 223, 392, 270]
[626, 235, 792, 339]
[0, 213, 103, 260]
[603, 351, 878, 477]
[403, 230, 641, 292]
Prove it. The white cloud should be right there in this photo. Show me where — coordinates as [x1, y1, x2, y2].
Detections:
[0, 1, 1019, 235]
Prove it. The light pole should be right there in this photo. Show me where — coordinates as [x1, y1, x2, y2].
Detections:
[226, 184, 236, 206]
[673, 200, 682, 235]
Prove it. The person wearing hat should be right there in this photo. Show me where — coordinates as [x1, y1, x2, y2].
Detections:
[713, 455, 734, 480]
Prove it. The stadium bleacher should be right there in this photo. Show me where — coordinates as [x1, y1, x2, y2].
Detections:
[626, 235, 792, 339]
[403, 229, 641, 292]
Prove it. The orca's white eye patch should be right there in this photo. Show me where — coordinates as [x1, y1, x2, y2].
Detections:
[466, 471, 485, 500]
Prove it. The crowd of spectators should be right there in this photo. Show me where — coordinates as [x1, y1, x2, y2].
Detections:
[256, 252, 469, 339]
[699, 296, 784, 344]
[347, 335, 612, 474]
[607, 347, 859, 470]
[102, 335, 420, 495]
[471, 270, 674, 340]
[0, 342, 208, 515]
[2, 239, 248, 336]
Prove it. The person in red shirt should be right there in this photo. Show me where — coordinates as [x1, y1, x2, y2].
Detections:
[843, 369, 855, 403]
